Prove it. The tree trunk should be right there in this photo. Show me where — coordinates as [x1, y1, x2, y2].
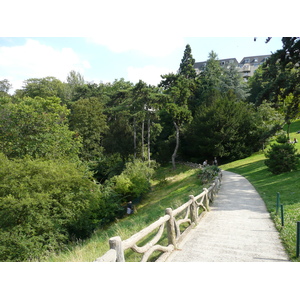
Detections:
[141, 119, 145, 161]
[172, 121, 180, 169]
[133, 117, 137, 159]
[287, 121, 291, 140]
[147, 117, 151, 167]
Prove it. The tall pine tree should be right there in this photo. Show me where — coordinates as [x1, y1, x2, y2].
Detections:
[178, 44, 197, 79]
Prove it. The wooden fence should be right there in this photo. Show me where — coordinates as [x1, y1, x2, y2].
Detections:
[94, 171, 222, 262]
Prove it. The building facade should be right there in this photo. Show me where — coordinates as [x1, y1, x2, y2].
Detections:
[194, 55, 271, 81]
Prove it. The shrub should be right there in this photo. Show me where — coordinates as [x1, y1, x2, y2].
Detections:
[109, 159, 156, 201]
[198, 165, 220, 184]
[276, 134, 289, 144]
[265, 142, 299, 175]
[0, 153, 104, 261]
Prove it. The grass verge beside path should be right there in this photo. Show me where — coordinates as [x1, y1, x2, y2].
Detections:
[222, 138, 300, 261]
[46, 164, 203, 262]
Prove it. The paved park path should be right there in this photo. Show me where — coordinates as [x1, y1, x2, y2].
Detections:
[167, 171, 290, 262]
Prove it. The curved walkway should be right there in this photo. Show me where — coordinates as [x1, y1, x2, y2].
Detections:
[167, 171, 290, 262]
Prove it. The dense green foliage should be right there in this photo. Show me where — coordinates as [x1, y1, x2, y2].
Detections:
[2, 38, 300, 261]
[0, 96, 81, 160]
[109, 159, 155, 201]
[69, 97, 108, 160]
[183, 94, 263, 162]
[0, 154, 103, 261]
[248, 37, 300, 136]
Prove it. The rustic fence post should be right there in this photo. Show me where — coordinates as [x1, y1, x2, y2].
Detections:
[165, 208, 177, 248]
[203, 188, 210, 211]
[109, 236, 125, 262]
[210, 182, 216, 201]
[189, 195, 197, 225]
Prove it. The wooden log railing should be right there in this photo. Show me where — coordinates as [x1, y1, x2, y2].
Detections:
[94, 171, 222, 262]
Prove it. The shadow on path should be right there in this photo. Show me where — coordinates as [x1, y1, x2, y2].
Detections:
[167, 171, 290, 262]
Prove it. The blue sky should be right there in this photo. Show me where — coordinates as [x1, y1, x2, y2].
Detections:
[0, 37, 283, 93]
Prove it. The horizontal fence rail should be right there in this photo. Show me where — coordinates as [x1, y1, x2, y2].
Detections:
[95, 171, 222, 262]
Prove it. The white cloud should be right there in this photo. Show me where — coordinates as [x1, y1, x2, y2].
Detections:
[0, 39, 90, 92]
[127, 65, 175, 86]
[88, 36, 186, 57]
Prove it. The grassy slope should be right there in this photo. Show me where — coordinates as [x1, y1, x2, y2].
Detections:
[222, 119, 300, 261]
[48, 120, 300, 262]
[47, 164, 203, 262]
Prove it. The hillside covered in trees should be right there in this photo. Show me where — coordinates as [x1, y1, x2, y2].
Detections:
[0, 37, 299, 261]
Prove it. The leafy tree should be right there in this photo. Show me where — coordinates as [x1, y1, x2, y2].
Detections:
[102, 114, 133, 162]
[0, 79, 12, 96]
[130, 80, 161, 163]
[129, 81, 146, 159]
[69, 97, 108, 161]
[151, 109, 175, 164]
[66, 70, 85, 90]
[249, 58, 299, 137]
[255, 101, 285, 150]
[0, 153, 104, 261]
[90, 153, 125, 183]
[159, 74, 193, 168]
[15, 77, 66, 100]
[247, 65, 266, 105]
[72, 82, 106, 103]
[64, 70, 85, 104]
[248, 38, 300, 137]
[0, 96, 81, 160]
[103, 78, 134, 103]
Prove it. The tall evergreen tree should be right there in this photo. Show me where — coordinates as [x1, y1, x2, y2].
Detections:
[203, 51, 222, 84]
[183, 94, 262, 163]
[178, 44, 197, 79]
[196, 51, 223, 106]
[220, 63, 249, 101]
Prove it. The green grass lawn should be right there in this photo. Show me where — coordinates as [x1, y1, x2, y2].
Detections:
[46, 164, 204, 262]
[222, 119, 300, 261]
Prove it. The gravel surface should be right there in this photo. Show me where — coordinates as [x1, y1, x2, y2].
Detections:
[167, 171, 290, 262]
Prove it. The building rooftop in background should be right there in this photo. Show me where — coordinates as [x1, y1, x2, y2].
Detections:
[239, 55, 270, 65]
[194, 54, 271, 81]
[194, 58, 238, 71]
